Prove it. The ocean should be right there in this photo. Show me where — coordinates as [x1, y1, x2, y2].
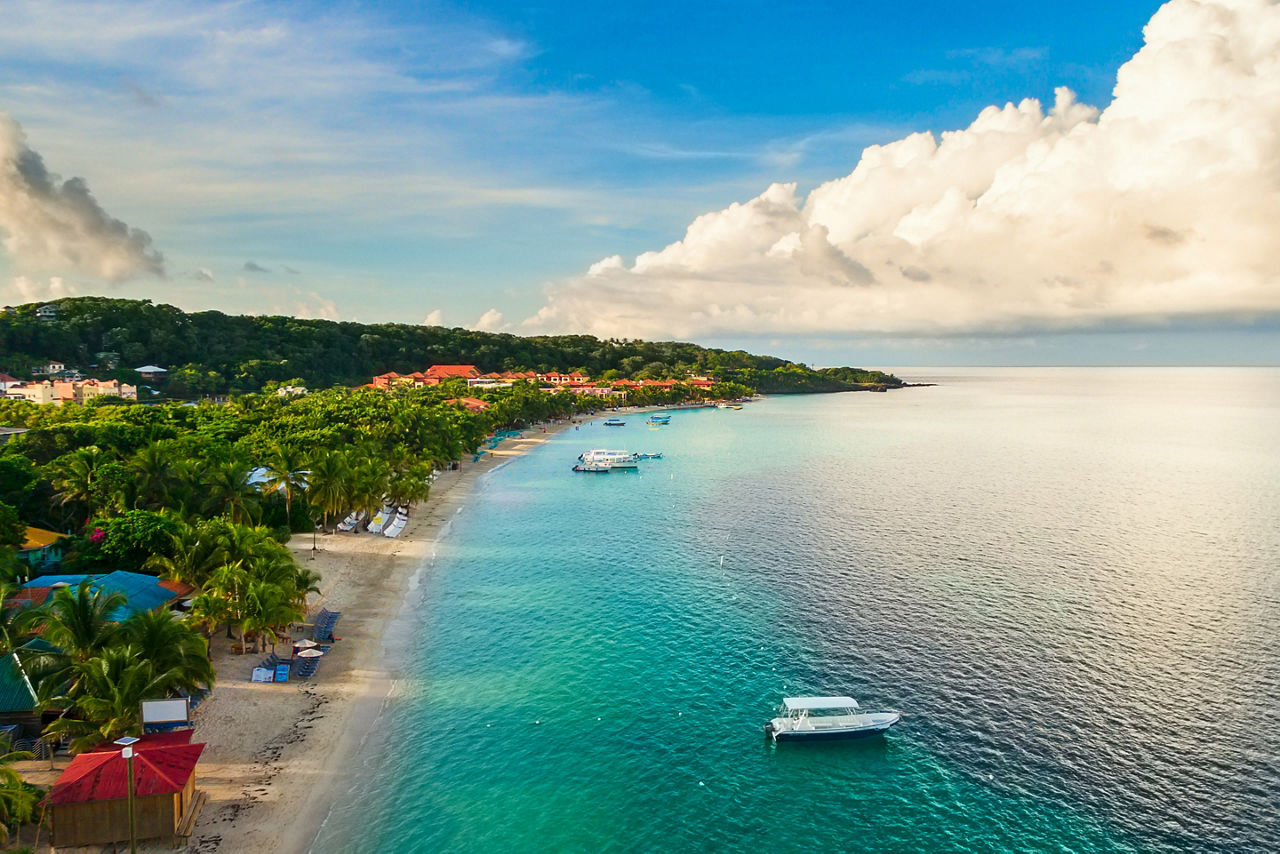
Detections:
[312, 368, 1280, 853]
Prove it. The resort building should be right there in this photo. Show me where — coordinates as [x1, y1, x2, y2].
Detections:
[44, 732, 207, 848]
[134, 364, 169, 381]
[17, 572, 195, 621]
[36, 304, 59, 322]
[370, 365, 482, 388]
[0, 372, 18, 391]
[5, 379, 138, 405]
[444, 397, 491, 412]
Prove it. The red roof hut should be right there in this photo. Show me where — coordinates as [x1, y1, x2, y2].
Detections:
[44, 736, 205, 848]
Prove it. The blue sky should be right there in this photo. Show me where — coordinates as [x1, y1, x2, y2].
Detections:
[1, 0, 1276, 366]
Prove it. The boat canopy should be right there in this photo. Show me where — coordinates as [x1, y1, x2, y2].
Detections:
[783, 696, 860, 711]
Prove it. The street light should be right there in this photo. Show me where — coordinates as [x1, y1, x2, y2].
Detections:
[113, 736, 140, 854]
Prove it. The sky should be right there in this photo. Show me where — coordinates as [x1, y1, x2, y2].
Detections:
[1, 0, 1277, 366]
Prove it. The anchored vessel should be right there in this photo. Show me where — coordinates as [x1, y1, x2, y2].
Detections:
[764, 696, 900, 741]
[604, 418, 626, 426]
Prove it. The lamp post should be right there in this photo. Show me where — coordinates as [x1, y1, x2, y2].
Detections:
[114, 736, 140, 854]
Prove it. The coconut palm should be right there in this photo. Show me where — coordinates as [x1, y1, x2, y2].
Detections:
[239, 581, 304, 653]
[185, 592, 233, 644]
[118, 609, 215, 696]
[49, 446, 105, 518]
[260, 445, 308, 530]
[305, 451, 350, 534]
[143, 519, 228, 589]
[42, 646, 183, 752]
[207, 561, 250, 642]
[0, 736, 35, 844]
[203, 460, 260, 524]
[128, 442, 179, 511]
[18, 581, 127, 706]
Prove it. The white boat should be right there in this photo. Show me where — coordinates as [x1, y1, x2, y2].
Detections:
[366, 504, 393, 534]
[578, 449, 637, 463]
[764, 696, 900, 742]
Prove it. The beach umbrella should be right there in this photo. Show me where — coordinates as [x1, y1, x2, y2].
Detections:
[297, 648, 324, 658]
[294, 639, 318, 649]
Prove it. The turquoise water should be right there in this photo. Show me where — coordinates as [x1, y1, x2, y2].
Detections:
[314, 369, 1280, 853]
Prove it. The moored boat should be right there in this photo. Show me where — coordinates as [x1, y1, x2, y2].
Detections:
[572, 462, 612, 472]
[764, 696, 900, 741]
[604, 418, 626, 426]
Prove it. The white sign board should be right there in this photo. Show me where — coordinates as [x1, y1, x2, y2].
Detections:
[141, 698, 191, 724]
[250, 668, 274, 683]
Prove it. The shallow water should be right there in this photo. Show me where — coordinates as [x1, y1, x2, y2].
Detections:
[313, 368, 1280, 853]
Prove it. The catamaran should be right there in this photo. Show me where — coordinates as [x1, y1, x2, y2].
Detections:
[764, 696, 900, 742]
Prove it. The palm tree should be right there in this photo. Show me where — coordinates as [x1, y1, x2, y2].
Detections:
[129, 443, 178, 510]
[50, 446, 105, 519]
[143, 519, 228, 589]
[118, 609, 215, 696]
[203, 460, 260, 524]
[305, 451, 350, 535]
[19, 581, 128, 705]
[0, 736, 35, 845]
[186, 592, 233, 645]
[239, 581, 303, 653]
[261, 445, 308, 530]
[207, 561, 250, 642]
[23, 581, 125, 664]
[42, 646, 182, 752]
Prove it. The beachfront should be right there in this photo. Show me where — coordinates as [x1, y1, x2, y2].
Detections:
[9, 421, 574, 853]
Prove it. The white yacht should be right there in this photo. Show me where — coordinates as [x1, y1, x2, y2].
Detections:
[764, 696, 900, 742]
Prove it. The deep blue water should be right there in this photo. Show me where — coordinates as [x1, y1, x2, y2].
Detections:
[313, 368, 1280, 853]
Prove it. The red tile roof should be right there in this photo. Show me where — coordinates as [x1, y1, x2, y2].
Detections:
[424, 365, 480, 379]
[45, 742, 206, 805]
[8, 588, 52, 607]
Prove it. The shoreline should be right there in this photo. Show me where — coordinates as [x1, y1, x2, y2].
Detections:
[187, 420, 578, 854]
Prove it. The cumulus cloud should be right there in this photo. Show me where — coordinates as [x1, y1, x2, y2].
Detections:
[6, 275, 77, 302]
[422, 309, 444, 326]
[0, 112, 164, 281]
[529, 0, 1280, 338]
[473, 308, 505, 332]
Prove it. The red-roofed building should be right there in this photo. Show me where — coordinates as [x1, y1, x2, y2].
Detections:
[444, 397, 490, 413]
[45, 741, 206, 847]
[424, 365, 480, 382]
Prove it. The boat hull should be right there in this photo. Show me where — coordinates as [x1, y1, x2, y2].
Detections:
[766, 711, 900, 742]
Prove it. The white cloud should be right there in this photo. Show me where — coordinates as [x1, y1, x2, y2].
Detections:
[530, 0, 1280, 339]
[422, 309, 444, 326]
[194, 267, 214, 282]
[6, 274, 77, 302]
[0, 112, 164, 280]
[473, 308, 505, 332]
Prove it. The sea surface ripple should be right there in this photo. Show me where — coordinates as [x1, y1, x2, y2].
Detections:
[313, 368, 1280, 854]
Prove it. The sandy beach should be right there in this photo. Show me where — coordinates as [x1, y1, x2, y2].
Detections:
[9, 408, 682, 853]
[175, 422, 578, 854]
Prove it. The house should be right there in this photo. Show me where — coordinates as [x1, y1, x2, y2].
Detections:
[0, 639, 62, 736]
[31, 362, 65, 376]
[20, 572, 194, 621]
[0, 372, 18, 391]
[36, 304, 59, 322]
[44, 735, 206, 848]
[17, 527, 68, 571]
[134, 365, 168, 381]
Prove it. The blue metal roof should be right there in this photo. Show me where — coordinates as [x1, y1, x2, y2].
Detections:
[22, 572, 177, 621]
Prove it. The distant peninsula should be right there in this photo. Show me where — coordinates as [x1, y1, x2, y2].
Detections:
[0, 298, 904, 397]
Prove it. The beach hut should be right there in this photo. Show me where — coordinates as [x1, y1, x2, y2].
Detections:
[44, 735, 205, 848]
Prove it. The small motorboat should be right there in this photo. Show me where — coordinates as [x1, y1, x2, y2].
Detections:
[647, 414, 671, 424]
[764, 696, 900, 742]
[572, 463, 612, 473]
[604, 418, 626, 426]
[634, 452, 663, 460]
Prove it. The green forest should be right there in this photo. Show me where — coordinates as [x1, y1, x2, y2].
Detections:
[0, 297, 901, 396]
